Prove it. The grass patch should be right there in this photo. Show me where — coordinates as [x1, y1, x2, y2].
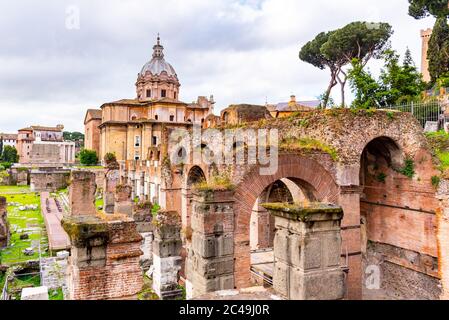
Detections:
[0, 185, 31, 194]
[432, 175, 441, 188]
[49, 287, 64, 300]
[194, 173, 235, 192]
[95, 197, 103, 209]
[73, 165, 104, 169]
[397, 158, 415, 178]
[280, 137, 338, 161]
[8, 273, 41, 300]
[437, 151, 449, 172]
[425, 130, 449, 173]
[137, 275, 160, 300]
[0, 188, 48, 265]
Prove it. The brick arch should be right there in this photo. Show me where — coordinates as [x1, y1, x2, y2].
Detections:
[232, 153, 340, 288]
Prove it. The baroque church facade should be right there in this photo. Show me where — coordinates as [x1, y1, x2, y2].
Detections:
[85, 36, 214, 163]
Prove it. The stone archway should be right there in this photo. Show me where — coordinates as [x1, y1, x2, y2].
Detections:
[182, 165, 207, 229]
[233, 154, 340, 288]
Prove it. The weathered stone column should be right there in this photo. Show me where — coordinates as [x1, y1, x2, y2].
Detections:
[250, 207, 272, 250]
[104, 168, 120, 214]
[133, 201, 154, 271]
[262, 203, 345, 300]
[0, 196, 10, 248]
[69, 170, 97, 216]
[114, 184, 133, 216]
[139, 172, 145, 202]
[152, 210, 183, 299]
[185, 190, 235, 299]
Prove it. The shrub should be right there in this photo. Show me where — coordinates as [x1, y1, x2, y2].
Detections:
[398, 158, 415, 178]
[104, 152, 117, 163]
[376, 172, 387, 183]
[0, 162, 12, 169]
[1, 146, 19, 163]
[78, 149, 98, 166]
[431, 175, 441, 187]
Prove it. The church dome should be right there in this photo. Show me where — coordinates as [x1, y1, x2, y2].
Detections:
[140, 58, 177, 77]
[139, 36, 177, 78]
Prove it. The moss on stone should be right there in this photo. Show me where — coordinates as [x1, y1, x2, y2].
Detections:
[194, 172, 235, 192]
[280, 137, 338, 161]
[61, 216, 109, 247]
[261, 202, 343, 221]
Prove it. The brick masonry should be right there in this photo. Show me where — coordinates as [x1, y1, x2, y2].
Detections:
[69, 170, 97, 216]
[0, 196, 9, 248]
[232, 154, 340, 290]
[63, 170, 143, 300]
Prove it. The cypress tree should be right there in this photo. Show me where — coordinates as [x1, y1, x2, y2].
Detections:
[428, 17, 449, 83]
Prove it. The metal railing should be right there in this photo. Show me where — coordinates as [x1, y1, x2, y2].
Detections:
[1, 272, 41, 300]
[379, 100, 445, 129]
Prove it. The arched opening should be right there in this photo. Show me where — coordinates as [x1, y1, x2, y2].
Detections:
[232, 155, 340, 289]
[181, 165, 207, 283]
[183, 165, 207, 230]
[222, 111, 229, 124]
[249, 178, 313, 288]
[175, 147, 187, 164]
[358, 136, 438, 299]
[186, 166, 206, 187]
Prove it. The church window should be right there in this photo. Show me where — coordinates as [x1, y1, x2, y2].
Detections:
[170, 115, 174, 122]
[161, 89, 166, 98]
[152, 136, 157, 145]
[174, 92, 177, 99]
[155, 115, 159, 120]
[146, 89, 151, 98]
[135, 136, 141, 147]
[134, 151, 140, 160]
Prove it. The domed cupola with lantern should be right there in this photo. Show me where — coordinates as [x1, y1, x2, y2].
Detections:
[136, 35, 181, 102]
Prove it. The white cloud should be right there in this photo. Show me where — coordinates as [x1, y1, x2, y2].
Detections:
[0, 0, 437, 132]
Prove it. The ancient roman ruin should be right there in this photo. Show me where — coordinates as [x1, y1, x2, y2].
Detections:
[2, 32, 449, 301]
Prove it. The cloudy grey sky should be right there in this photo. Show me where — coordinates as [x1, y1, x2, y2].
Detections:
[0, 0, 435, 132]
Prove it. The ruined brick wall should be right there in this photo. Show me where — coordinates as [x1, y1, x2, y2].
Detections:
[436, 179, 449, 299]
[63, 217, 143, 300]
[69, 170, 97, 216]
[0, 196, 9, 248]
[360, 141, 440, 298]
[64, 170, 143, 300]
[30, 170, 70, 192]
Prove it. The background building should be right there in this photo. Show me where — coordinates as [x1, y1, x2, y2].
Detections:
[16, 125, 75, 164]
[0, 133, 17, 148]
[421, 28, 432, 83]
[84, 109, 102, 155]
[86, 36, 214, 163]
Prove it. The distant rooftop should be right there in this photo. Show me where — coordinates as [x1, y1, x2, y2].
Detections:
[266, 95, 320, 112]
[18, 125, 64, 133]
[0, 133, 18, 140]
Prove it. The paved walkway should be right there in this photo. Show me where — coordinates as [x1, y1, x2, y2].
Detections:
[251, 249, 274, 277]
[40, 192, 70, 252]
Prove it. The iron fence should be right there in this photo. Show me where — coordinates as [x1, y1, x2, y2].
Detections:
[379, 100, 446, 129]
